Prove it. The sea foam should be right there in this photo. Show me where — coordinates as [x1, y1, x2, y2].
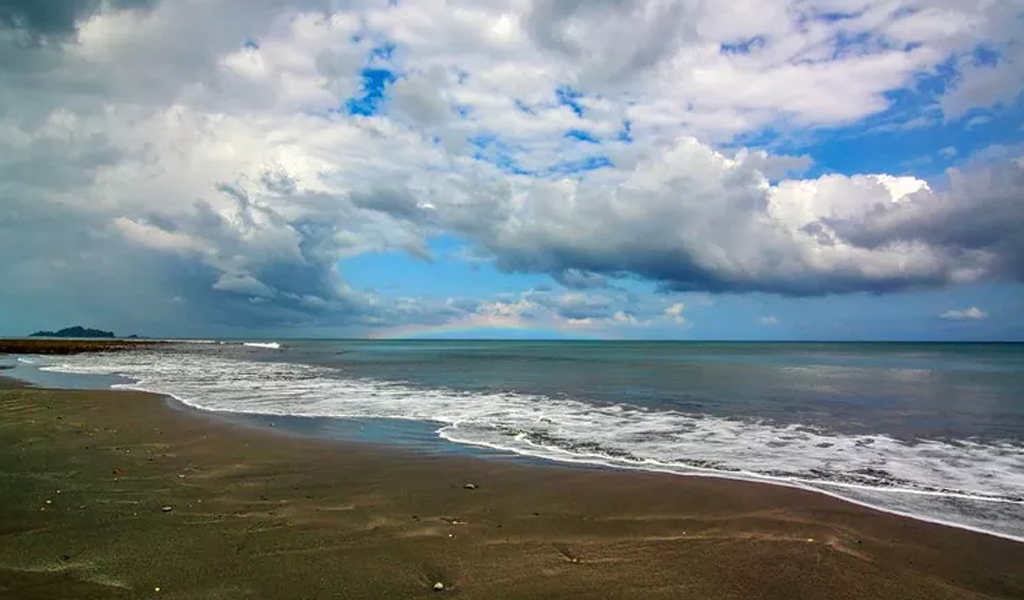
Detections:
[36, 349, 1024, 541]
[242, 342, 282, 349]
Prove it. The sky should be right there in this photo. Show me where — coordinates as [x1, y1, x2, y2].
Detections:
[0, 0, 1023, 340]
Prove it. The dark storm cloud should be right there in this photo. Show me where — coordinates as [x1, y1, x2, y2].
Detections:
[0, 0, 160, 37]
[490, 239, 951, 297]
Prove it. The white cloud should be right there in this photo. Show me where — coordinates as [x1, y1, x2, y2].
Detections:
[940, 307, 989, 321]
[967, 114, 994, 129]
[1, 0, 1023, 333]
[663, 302, 686, 324]
[760, 316, 780, 326]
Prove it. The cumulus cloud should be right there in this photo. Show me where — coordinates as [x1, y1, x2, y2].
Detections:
[663, 303, 686, 324]
[403, 287, 679, 335]
[939, 307, 989, 321]
[0, 0, 1022, 334]
[760, 316, 780, 326]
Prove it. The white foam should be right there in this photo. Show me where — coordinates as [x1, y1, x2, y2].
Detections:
[168, 339, 219, 344]
[242, 342, 282, 349]
[37, 350, 1024, 541]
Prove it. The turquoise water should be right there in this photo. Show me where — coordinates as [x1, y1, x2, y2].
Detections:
[12, 340, 1024, 541]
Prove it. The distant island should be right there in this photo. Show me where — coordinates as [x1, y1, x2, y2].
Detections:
[29, 326, 135, 339]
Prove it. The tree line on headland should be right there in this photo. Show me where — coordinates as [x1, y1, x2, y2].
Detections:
[29, 326, 138, 339]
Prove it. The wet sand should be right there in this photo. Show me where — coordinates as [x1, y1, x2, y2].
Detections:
[0, 339, 161, 355]
[1, 373, 1023, 599]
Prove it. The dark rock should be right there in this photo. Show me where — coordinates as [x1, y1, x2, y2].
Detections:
[30, 326, 117, 339]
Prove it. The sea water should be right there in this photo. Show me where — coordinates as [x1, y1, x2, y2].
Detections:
[18, 340, 1024, 541]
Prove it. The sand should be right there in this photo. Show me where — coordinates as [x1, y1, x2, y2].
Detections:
[1, 373, 1023, 599]
[0, 340, 160, 355]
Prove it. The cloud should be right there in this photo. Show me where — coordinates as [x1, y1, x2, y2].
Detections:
[760, 316, 780, 326]
[371, 141, 1024, 296]
[663, 302, 686, 324]
[966, 115, 994, 129]
[939, 307, 989, 321]
[0, 0, 159, 37]
[553, 269, 608, 289]
[1, 0, 1023, 334]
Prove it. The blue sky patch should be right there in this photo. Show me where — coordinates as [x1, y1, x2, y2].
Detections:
[721, 36, 764, 55]
[555, 85, 585, 118]
[564, 129, 599, 143]
[468, 134, 533, 175]
[346, 68, 397, 116]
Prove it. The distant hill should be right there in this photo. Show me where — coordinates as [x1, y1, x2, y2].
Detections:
[30, 326, 117, 339]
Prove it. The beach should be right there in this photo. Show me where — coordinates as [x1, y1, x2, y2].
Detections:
[2, 358, 1023, 599]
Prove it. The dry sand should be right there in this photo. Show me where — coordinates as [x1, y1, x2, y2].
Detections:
[1, 374, 1023, 599]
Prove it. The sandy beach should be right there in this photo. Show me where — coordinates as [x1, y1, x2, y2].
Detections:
[0, 359, 1022, 600]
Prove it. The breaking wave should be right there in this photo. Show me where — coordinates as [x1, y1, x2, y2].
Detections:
[242, 342, 282, 350]
[35, 349, 1024, 542]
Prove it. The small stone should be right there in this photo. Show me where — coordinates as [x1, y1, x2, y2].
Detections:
[432, 582, 445, 591]
[463, 483, 477, 490]
[155, 586, 161, 592]
[161, 506, 173, 513]
[45, 499, 52, 505]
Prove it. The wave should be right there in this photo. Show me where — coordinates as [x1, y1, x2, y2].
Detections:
[169, 339, 220, 344]
[35, 350, 1024, 542]
[242, 342, 282, 349]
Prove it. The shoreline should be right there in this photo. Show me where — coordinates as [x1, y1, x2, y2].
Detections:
[3, 373, 1024, 598]
[6, 344, 1024, 546]
[60, 375, 1024, 546]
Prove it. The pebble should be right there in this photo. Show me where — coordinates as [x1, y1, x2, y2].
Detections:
[432, 582, 445, 591]
[161, 506, 173, 513]
[463, 483, 477, 490]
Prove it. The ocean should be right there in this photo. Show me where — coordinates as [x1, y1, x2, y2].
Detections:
[8, 340, 1024, 541]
